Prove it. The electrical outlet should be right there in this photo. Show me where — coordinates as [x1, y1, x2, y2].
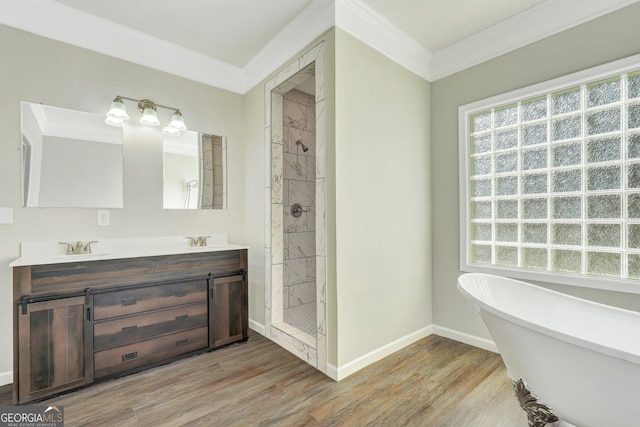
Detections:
[98, 210, 110, 226]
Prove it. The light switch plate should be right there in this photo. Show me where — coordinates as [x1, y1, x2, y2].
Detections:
[98, 210, 110, 226]
[0, 207, 13, 224]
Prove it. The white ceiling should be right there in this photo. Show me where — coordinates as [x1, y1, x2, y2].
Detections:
[362, 0, 546, 52]
[51, 0, 315, 68]
[50, 0, 546, 67]
[1, 0, 638, 93]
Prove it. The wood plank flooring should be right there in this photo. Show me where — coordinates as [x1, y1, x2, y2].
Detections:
[0, 331, 527, 426]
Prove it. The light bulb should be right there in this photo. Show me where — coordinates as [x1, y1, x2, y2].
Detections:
[140, 108, 160, 126]
[105, 96, 128, 126]
[168, 110, 187, 131]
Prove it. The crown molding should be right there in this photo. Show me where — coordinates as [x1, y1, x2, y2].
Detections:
[430, 0, 640, 81]
[1, 0, 637, 93]
[239, 0, 335, 93]
[335, 0, 432, 81]
[0, 0, 244, 91]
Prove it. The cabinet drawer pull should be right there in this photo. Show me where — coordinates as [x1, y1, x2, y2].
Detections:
[175, 291, 188, 298]
[121, 298, 137, 306]
[121, 351, 138, 362]
[175, 338, 189, 347]
[121, 325, 138, 333]
[175, 314, 188, 322]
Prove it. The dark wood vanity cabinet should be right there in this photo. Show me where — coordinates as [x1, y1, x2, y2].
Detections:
[13, 249, 248, 404]
[92, 277, 210, 379]
[16, 296, 93, 404]
[209, 273, 248, 349]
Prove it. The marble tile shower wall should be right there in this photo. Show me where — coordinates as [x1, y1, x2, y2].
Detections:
[201, 135, 224, 209]
[283, 89, 316, 310]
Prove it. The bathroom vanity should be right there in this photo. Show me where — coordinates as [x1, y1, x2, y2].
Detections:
[11, 237, 248, 404]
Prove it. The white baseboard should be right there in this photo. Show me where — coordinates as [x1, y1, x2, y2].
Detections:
[432, 324, 498, 353]
[333, 325, 434, 381]
[249, 320, 498, 381]
[249, 318, 265, 336]
[325, 363, 339, 381]
[330, 325, 497, 381]
[0, 371, 12, 387]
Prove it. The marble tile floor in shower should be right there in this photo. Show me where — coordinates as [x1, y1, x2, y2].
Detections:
[284, 302, 316, 336]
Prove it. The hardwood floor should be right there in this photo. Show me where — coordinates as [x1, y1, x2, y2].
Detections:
[0, 331, 527, 426]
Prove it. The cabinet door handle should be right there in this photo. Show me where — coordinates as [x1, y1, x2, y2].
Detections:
[175, 315, 188, 322]
[121, 351, 138, 362]
[121, 298, 137, 306]
[121, 325, 138, 333]
[175, 291, 188, 298]
[175, 338, 189, 347]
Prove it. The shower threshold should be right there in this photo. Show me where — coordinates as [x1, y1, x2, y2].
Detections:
[271, 322, 316, 348]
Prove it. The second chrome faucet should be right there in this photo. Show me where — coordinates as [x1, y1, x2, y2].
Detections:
[186, 236, 210, 247]
[59, 240, 97, 255]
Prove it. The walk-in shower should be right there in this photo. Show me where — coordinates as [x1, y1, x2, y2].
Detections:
[282, 87, 316, 337]
[264, 41, 327, 373]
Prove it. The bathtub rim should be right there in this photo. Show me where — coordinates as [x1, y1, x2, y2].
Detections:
[458, 272, 640, 366]
[460, 262, 640, 296]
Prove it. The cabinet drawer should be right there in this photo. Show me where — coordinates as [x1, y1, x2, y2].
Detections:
[93, 303, 207, 351]
[93, 279, 207, 320]
[94, 326, 208, 379]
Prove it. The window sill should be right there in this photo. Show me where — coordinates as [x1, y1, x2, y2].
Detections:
[461, 262, 640, 296]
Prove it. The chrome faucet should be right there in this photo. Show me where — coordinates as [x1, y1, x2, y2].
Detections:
[59, 240, 97, 255]
[186, 236, 211, 247]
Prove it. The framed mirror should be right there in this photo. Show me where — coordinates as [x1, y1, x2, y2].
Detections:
[162, 131, 226, 209]
[20, 101, 124, 208]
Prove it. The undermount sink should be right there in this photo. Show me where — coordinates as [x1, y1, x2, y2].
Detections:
[185, 245, 226, 251]
[51, 252, 110, 259]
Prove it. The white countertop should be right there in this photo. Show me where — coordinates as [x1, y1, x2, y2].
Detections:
[10, 235, 248, 267]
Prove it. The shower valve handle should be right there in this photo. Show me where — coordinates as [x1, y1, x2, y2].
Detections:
[291, 203, 308, 218]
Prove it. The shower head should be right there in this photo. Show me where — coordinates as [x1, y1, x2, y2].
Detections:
[186, 180, 199, 189]
[296, 140, 309, 152]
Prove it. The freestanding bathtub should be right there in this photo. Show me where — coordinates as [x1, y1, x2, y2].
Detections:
[457, 272, 640, 427]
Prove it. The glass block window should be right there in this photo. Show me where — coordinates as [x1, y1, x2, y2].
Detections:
[460, 57, 640, 289]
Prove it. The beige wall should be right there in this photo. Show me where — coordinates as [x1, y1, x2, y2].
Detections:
[0, 24, 246, 379]
[334, 29, 432, 365]
[431, 3, 640, 341]
[240, 81, 267, 330]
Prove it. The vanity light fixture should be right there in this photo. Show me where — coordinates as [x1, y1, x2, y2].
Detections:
[104, 96, 129, 126]
[168, 110, 187, 131]
[105, 96, 187, 135]
[138, 99, 161, 126]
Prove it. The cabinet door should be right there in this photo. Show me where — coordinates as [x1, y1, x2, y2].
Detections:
[209, 274, 247, 348]
[17, 296, 92, 403]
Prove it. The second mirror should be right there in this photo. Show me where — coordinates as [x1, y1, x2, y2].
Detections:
[163, 131, 226, 210]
